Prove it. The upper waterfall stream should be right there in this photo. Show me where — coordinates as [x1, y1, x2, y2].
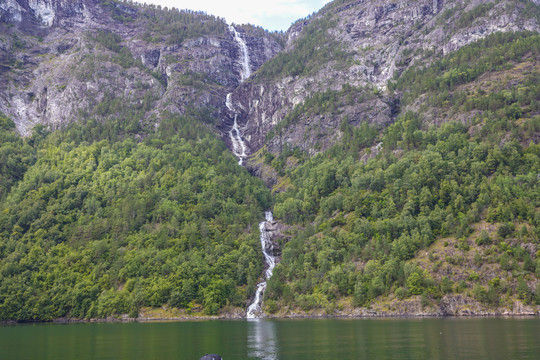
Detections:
[230, 25, 252, 80]
[226, 26, 251, 166]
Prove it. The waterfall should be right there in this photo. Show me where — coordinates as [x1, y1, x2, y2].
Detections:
[229, 114, 248, 166]
[225, 26, 274, 318]
[229, 25, 251, 81]
[227, 93, 247, 165]
[247, 211, 276, 319]
[226, 26, 252, 166]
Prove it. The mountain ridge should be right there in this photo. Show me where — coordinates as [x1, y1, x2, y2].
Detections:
[233, 0, 540, 162]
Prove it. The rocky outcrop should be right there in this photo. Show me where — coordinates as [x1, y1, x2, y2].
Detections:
[1, 0, 85, 31]
[262, 217, 287, 258]
[264, 294, 539, 318]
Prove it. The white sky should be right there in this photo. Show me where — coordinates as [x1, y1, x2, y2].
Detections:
[139, 0, 331, 31]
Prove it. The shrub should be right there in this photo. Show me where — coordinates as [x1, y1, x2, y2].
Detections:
[473, 284, 488, 303]
[476, 230, 492, 246]
[264, 300, 278, 314]
[498, 222, 515, 239]
[395, 287, 409, 300]
[440, 276, 454, 294]
[517, 277, 532, 303]
[455, 280, 467, 293]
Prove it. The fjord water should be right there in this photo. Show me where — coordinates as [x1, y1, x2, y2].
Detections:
[1, 318, 539, 360]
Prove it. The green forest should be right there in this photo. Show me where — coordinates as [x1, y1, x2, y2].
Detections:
[0, 112, 271, 320]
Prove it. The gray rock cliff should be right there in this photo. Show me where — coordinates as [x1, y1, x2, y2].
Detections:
[0, 0, 538, 160]
[229, 0, 539, 160]
[0, 0, 282, 136]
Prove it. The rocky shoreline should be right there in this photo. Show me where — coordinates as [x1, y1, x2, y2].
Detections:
[2, 306, 538, 325]
[2, 294, 539, 325]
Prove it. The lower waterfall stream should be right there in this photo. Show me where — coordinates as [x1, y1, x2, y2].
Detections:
[246, 211, 276, 319]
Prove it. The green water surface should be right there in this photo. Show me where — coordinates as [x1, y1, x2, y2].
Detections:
[1, 317, 539, 359]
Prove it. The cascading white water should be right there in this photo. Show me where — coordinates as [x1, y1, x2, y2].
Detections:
[226, 26, 251, 166]
[246, 211, 276, 319]
[227, 94, 248, 165]
[225, 26, 274, 317]
[229, 115, 248, 166]
[225, 93, 234, 112]
[229, 25, 251, 81]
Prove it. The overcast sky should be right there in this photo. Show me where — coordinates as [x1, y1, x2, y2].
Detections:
[139, 0, 331, 31]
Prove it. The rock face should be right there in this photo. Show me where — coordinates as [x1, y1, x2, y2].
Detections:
[0, 0, 85, 30]
[1, 0, 539, 157]
[262, 217, 287, 258]
[0, 0, 282, 136]
[265, 294, 540, 318]
[229, 0, 540, 158]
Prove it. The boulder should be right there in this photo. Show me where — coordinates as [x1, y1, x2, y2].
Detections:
[199, 354, 222, 360]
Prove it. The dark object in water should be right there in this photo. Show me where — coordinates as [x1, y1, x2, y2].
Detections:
[200, 355, 222, 360]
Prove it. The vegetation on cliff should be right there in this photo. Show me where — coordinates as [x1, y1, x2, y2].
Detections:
[256, 14, 350, 79]
[264, 31, 540, 313]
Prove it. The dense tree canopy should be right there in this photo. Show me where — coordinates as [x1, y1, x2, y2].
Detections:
[0, 113, 271, 320]
[0, 27, 538, 321]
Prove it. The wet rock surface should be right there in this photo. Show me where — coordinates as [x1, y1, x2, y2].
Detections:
[261, 217, 286, 258]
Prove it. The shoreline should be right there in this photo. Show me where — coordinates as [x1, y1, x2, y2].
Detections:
[2, 311, 539, 325]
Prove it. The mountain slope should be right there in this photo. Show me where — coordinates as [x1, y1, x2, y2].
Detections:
[0, 111, 275, 321]
[0, 0, 282, 321]
[263, 30, 540, 316]
[0, 0, 539, 321]
[228, 0, 539, 165]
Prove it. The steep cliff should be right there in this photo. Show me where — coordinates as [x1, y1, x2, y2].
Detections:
[0, 0, 282, 136]
[3, 0, 537, 155]
[229, 0, 539, 162]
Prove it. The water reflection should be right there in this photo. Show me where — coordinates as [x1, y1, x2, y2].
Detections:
[1, 318, 539, 360]
[247, 319, 278, 360]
